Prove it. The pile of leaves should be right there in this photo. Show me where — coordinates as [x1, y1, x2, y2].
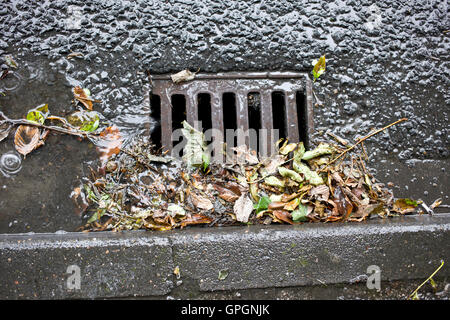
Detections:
[76, 119, 427, 232]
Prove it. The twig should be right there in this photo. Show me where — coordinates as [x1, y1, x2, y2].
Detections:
[320, 118, 408, 172]
[409, 260, 444, 300]
[0, 111, 98, 138]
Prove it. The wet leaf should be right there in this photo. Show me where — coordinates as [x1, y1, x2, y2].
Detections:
[213, 184, 240, 202]
[254, 196, 271, 214]
[96, 126, 123, 173]
[26, 104, 49, 125]
[392, 198, 418, 214]
[333, 186, 353, 219]
[4, 55, 18, 68]
[233, 144, 259, 165]
[279, 142, 297, 155]
[0, 121, 12, 142]
[174, 266, 181, 279]
[180, 214, 213, 227]
[264, 176, 285, 188]
[73, 86, 93, 110]
[302, 143, 334, 160]
[14, 125, 41, 157]
[292, 204, 310, 222]
[293, 161, 324, 185]
[181, 121, 207, 167]
[273, 210, 294, 224]
[309, 185, 330, 201]
[67, 111, 100, 132]
[284, 197, 300, 211]
[312, 55, 326, 82]
[167, 204, 186, 217]
[278, 166, 304, 183]
[190, 193, 213, 211]
[351, 203, 384, 220]
[234, 194, 254, 223]
[218, 269, 229, 281]
[171, 69, 197, 84]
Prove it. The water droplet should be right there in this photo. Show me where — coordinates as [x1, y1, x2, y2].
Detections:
[0, 151, 22, 177]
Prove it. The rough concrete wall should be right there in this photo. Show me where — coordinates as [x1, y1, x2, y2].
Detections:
[0, 0, 448, 212]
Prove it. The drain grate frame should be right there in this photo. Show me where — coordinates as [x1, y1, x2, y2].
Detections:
[149, 71, 314, 157]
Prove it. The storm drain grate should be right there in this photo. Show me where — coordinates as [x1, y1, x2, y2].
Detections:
[149, 72, 313, 159]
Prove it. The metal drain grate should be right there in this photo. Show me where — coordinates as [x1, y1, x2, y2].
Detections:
[149, 71, 313, 158]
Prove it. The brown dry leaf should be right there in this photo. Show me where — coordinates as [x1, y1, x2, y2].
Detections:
[190, 192, 214, 211]
[73, 86, 93, 110]
[97, 126, 123, 165]
[268, 201, 286, 211]
[213, 184, 240, 202]
[273, 210, 294, 224]
[333, 186, 353, 219]
[14, 125, 42, 157]
[351, 203, 384, 220]
[284, 198, 300, 211]
[180, 214, 213, 227]
[309, 185, 330, 201]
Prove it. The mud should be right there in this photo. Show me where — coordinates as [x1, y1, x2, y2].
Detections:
[0, 0, 448, 232]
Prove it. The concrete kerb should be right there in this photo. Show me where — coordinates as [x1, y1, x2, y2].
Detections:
[0, 214, 449, 299]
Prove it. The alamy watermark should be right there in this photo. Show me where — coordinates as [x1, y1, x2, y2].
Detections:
[366, 265, 381, 291]
[66, 265, 81, 290]
[171, 121, 281, 164]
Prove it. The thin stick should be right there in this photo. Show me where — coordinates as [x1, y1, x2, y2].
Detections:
[321, 118, 408, 171]
[409, 260, 444, 300]
[0, 111, 98, 138]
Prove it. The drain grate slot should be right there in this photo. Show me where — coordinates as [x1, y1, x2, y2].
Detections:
[150, 72, 313, 159]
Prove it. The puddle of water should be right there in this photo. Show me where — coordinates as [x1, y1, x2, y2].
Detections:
[0, 51, 152, 233]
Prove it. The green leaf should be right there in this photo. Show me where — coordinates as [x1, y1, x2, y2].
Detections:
[67, 111, 100, 132]
[218, 269, 229, 281]
[253, 196, 271, 214]
[4, 55, 18, 68]
[264, 176, 285, 188]
[278, 166, 304, 183]
[302, 143, 335, 160]
[202, 152, 210, 172]
[312, 55, 326, 82]
[26, 104, 49, 125]
[292, 204, 309, 222]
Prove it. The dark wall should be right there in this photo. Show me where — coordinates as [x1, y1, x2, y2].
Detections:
[0, 0, 448, 232]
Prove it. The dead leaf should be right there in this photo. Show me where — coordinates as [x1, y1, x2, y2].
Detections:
[190, 193, 214, 211]
[268, 201, 286, 211]
[180, 214, 213, 227]
[333, 186, 353, 219]
[14, 125, 42, 157]
[233, 194, 254, 223]
[273, 210, 294, 224]
[392, 198, 418, 214]
[213, 184, 240, 202]
[97, 126, 122, 166]
[309, 185, 330, 201]
[171, 69, 197, 84]
[73, 86, 93, 110]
